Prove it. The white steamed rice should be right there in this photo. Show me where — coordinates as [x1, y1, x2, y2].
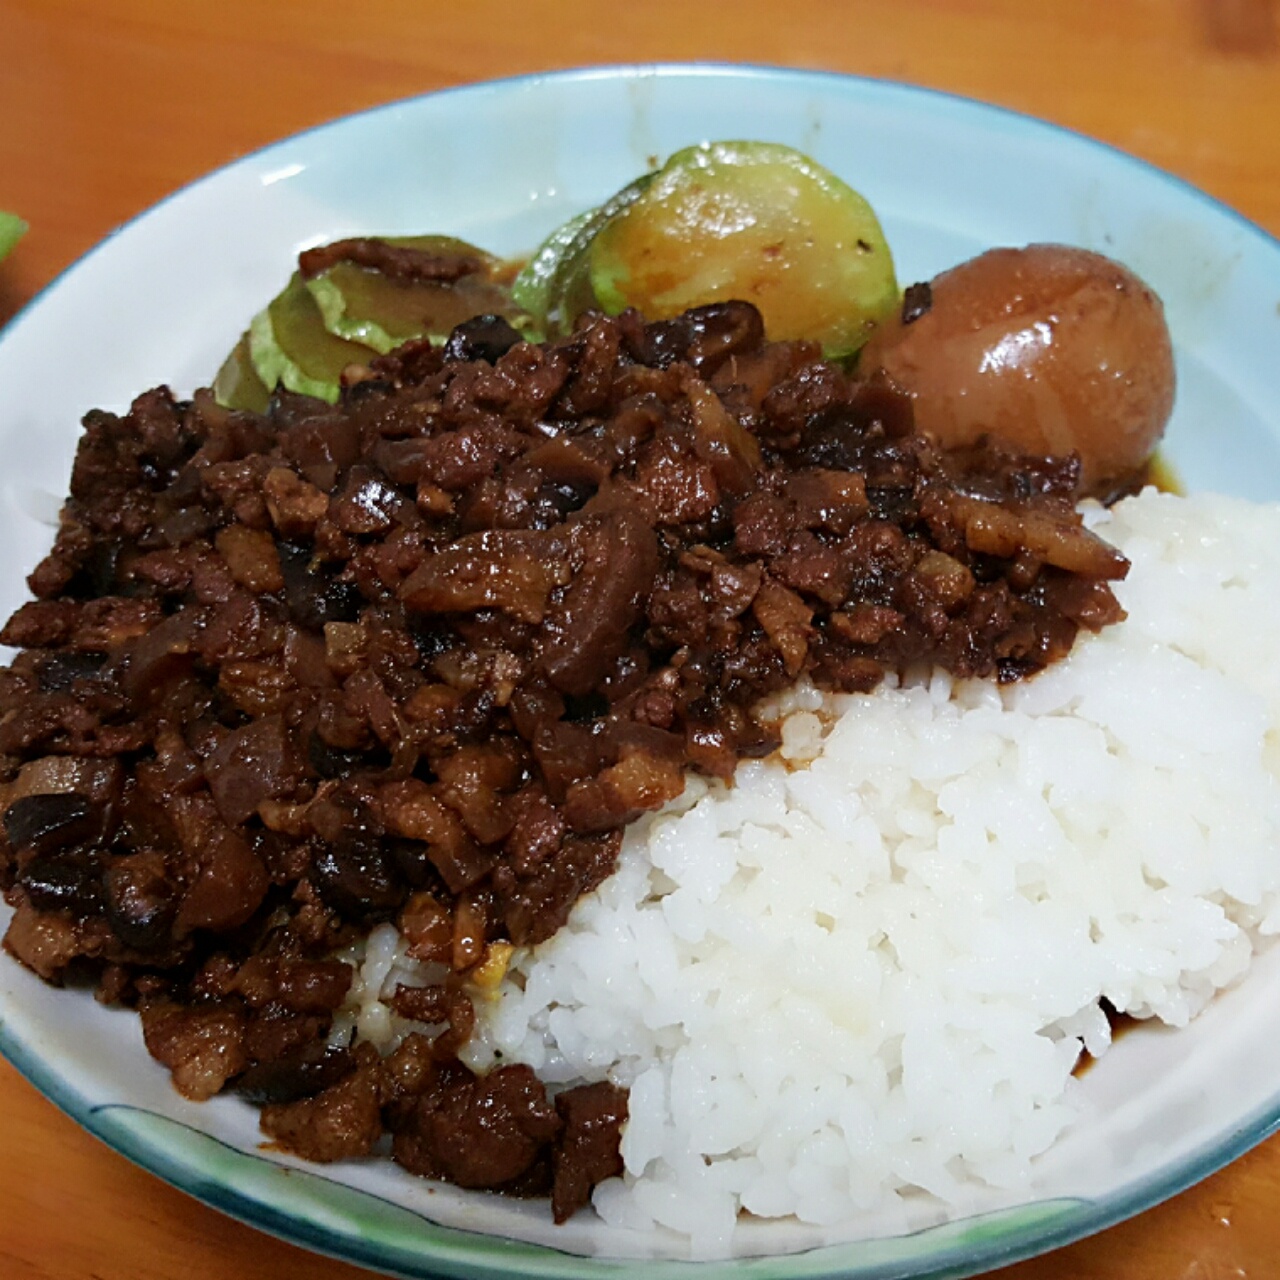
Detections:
[343, 488, 1280, 1257]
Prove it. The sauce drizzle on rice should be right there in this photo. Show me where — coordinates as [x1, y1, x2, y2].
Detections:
[0, 293, 1130, 1219]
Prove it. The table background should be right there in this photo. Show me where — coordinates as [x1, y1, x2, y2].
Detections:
[1, 1, 1279, 1276]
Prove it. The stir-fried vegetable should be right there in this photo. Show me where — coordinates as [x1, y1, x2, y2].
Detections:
[514, 144, 899, 355]
[511, 177, 652, 336]
[305, 235, 522, 354]
[588, 142, 898, 356]
[218, 141, 901, 409]
[215, 235, 531, 409]
[247, 272, 371, 404]
[0, 211, 26, 263]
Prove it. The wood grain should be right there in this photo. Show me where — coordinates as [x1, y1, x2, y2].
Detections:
[1, 2, 1279, 1276]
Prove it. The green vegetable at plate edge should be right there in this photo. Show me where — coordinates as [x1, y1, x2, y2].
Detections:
[0, 211, 27, 263]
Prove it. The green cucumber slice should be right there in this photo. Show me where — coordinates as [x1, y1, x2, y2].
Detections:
[305, 235, 521, 354]
[511, 175, 653, 335]
[248, 272, 370, 404]
[213, 332, 271, 412]
[589, 141, 898, 356]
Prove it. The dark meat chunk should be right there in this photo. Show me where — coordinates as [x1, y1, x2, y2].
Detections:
[116, 608, 202, 701]
[233, 955, 353, 1013]
[497, 833, 621, 946]
[0, 597, 162, 651]
[563, 752, 686, 834]
[390, 984, 475, 1056]
[203, 715, 304, 827]
[215, 525, 285, 593]
[103, 850, 179, 950]
[752, 578, 814, 677]
[3, 899, 91, 981]
[395, 891, 453, 963]
[263, 466, 330, 536]
[630, 436, 719, 526]
[259, 1044, 384, 1161]
[433, 744, 519, 845]
[536, 503, 660, 697]
[504, 786, 565, 873]
[330, 465, 413, 536]
[416, 421, 529, 493]
[400, 528, 567, 624]
[298, 237, 486, 285]
[378, 779, 496, 894]
[140, 998, 248, 1101]
[280, 413, 361, 491]
[4, 791, 102, 856]
[552, 1081, 629, 1223]
[392, 1063, 561, 1189]
[236, 1043, 356, 1107]
[170, 801, 270, 934]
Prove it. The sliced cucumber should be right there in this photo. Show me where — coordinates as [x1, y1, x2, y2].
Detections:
[213, 332, 271, 413]
[305, 235, 521, 354]
[0, 211, 25, 262]
[589, 141, 898, 356]
[248, 272, 370, 404]
[511, 176, 653, 335]
[217, 143, 897, 410]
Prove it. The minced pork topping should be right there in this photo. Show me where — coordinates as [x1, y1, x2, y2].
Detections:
[0, 299, 1126, 1219]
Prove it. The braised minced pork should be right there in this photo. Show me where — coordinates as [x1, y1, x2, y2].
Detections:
[0, 301, 1125, 1218]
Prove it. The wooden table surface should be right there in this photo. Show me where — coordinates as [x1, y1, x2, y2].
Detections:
[2, 1, 1280, 1276]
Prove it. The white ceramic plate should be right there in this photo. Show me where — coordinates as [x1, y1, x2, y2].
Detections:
[3, 64, 1280, 1280]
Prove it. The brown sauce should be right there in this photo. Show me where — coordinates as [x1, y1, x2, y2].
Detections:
[1146, 451, 1183, 496]
[1071, 999, 1142, 1077]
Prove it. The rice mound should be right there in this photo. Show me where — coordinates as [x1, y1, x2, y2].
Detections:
[355, 489, 1280, 1257]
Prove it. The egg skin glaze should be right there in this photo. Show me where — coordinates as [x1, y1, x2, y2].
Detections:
[859, 245, 1176, 499]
